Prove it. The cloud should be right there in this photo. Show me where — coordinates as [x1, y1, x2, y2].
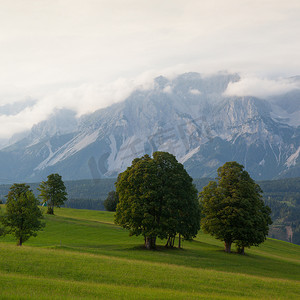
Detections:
[224, 76, 300, 98]
[162, 86, 173, 94]
[1, 71, 300, 141]
[42, 74, 156, 116]
[0, 74, 157, 139]
[189, 88, 201, 95]
[0, 0, 299, 90]
[0, 0, 299, 139]
[0, 106, 48, 139]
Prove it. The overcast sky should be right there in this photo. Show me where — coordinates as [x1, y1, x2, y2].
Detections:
[0, 0, 300, 139]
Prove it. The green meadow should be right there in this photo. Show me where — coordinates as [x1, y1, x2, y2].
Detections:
[0, 206, 299, 299]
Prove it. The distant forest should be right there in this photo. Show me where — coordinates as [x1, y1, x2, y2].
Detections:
[0, 177, 299, 245]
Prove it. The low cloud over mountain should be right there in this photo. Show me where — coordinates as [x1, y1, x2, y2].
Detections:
[0, 72, 300, 183]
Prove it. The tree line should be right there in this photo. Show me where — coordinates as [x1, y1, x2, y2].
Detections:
[0, 153, 273, 254]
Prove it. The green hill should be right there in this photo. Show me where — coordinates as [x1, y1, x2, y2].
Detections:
[0, 207, 299, 299]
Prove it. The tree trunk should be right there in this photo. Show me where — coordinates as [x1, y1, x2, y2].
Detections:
[165, 236, 176, 248]
[17, 236, 22, 246]
[178, 234, 181, 249]
[224, 241, 232, 253]
[145, 236, 156, 250]
[238, 246, 245, 255]
[165, 236, 171, 247]
[167, 236, 175, 248]
[47, 206, 54, 215]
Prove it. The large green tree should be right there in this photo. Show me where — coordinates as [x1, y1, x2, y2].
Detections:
[115, 152, 200, 250]
[199, 161, 272, 253]
[38, 173, 67, 215]
[1, 183, 44, 246]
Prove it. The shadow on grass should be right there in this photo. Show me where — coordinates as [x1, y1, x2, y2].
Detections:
[44, 240, 300, 281]
[128, 244, 186, 252]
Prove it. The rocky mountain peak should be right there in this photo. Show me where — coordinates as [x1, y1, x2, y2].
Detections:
[0, 72, 299, 183]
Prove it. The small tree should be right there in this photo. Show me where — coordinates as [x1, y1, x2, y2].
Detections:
[115, 152, 200, 250]
[1, 183, 44, 246]
[199, 161, 272, 254]
[104, 191, 119, 211]
[38, 173, 67, 214]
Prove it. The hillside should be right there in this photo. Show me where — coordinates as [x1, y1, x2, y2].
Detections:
[0, 207, 299, 299]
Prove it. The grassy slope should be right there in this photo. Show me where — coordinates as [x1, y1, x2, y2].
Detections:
[0, 207, 299, 299]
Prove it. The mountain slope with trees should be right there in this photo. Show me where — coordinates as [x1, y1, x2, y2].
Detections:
[0, 176, 299, 245]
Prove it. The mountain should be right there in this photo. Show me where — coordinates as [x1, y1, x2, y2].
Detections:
[0, 72, 300, 183]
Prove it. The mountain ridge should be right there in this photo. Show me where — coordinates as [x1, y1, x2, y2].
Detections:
[0, 72, 300, 183]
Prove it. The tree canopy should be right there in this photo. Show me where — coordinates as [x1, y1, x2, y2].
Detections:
[199, 161, 272, 253]
[38, 173, 67, 215]
[115, 151, 200, 249]
[1, 183, 44, 246]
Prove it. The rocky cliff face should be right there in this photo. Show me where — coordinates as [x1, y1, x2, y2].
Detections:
[1, 72, 300, 183]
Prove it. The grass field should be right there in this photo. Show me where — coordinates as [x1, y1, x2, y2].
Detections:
[0, 206, 299, 299]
